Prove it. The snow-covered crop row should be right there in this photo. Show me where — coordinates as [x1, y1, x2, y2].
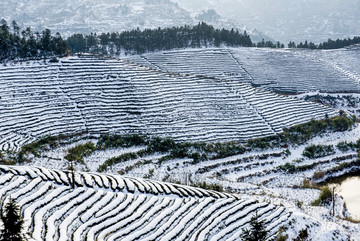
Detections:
[0, 165, 290, 240]
[129, 48, 360, 94]
[0, 165, 232, 198]
[0, 54, 336, 151]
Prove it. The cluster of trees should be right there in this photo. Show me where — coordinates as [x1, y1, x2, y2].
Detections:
[256, 39, 285, 48]
[0, 19, 68, 62]
[67, 24, 360, 54]
[288, 36, 360, 49]
[2, 19, 360, 61]
[66, 22, 253, 55]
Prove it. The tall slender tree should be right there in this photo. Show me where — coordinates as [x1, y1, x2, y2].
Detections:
[0, 197, 24, 241]
[240, 212, 268, 241]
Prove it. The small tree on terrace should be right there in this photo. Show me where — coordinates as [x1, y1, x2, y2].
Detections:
[0, 197, 24, 241]
[240, 212, 269, 241]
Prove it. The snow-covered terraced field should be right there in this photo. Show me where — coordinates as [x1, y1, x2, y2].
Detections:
[0, 54, 336, 151]
[128, 49, 253, 83]
[0, 165, 290, 241]
[59, 125, 358, 194]
[127, 48, 360, 94]
[305, 46, 360, 84]
[232, 47, 360, 94]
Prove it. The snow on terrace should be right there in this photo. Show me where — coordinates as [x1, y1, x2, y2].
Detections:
[0, 165, 289, 241]
[128, 47, 360, 94]
[0, 54, 337, 151]
[231, 47, 360, 94]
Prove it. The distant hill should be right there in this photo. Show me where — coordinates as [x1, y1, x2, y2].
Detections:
[0, 0, 268, 41]
[172, 0, 360, 43]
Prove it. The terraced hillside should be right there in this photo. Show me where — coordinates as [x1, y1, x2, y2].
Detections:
[0, 55, 336, 152]
[127, 47, 360, 94]
[71, 125, 359, 191]
[0, 165, 290, 241]
[128, 49, 253, 83]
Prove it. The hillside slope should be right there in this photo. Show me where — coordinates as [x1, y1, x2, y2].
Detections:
[126, 47, 360, 94]
[172, 0, 360, 43]
[0, 0, 266, 40]
[0, 54, 336, 152]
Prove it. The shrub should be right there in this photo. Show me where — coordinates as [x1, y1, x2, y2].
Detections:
[329, 115, 353, 131]
[190, 152, 208, 164]
[96, 134, 147, 149]
[212, 142, 246, 158]
[170, 145, 189, 158]
[294, 229, 309, 241]
[326, 159, 360, 173]
[301, 179, 314, 189]
[278, 163, 296, 174]
[98, 152, 138, 172]
[336, 140, 359, 152]
[247, 137, 276, 150]
[16, 133, 88, 163]
[276, 227, 289, 241]
[64, 142, 96, 165]
[192, 181, 223, 192]
[277, 233, 288, 241]
[143, 169, 154, 179]
[146, 137, 176, 153]
[302, 144, 335, 159]
[312, 187, 332, 206]
[296, 200, 303, 209]
[336, 141, 350, 152]
[313, 171, 325, 180]
[17, 135, 59, 162]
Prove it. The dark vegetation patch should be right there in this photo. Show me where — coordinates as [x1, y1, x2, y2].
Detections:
[247, 114, 356, 150]
[336, 140, 360, 152]
[15, 132, 89, 163]
[304, 95, 360, 109]
[64, 142, 96, 165]
[302, 144, 335, 159]
[98, 138, 247, 172]
[312, 187, 332, 206]
[191, 181, 224, 192]
[277, 154, 358, 175]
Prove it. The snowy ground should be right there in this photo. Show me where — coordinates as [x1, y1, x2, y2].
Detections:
[2, 47, 360, 240]
[20, 123, 360, 240]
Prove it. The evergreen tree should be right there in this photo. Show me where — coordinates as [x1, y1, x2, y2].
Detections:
[0, 198, 24, 241]
[239, 212, 268, 241]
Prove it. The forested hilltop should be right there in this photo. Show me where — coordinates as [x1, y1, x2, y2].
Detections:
[66, 22, 252, 55]
[1, 19, 360, 62]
